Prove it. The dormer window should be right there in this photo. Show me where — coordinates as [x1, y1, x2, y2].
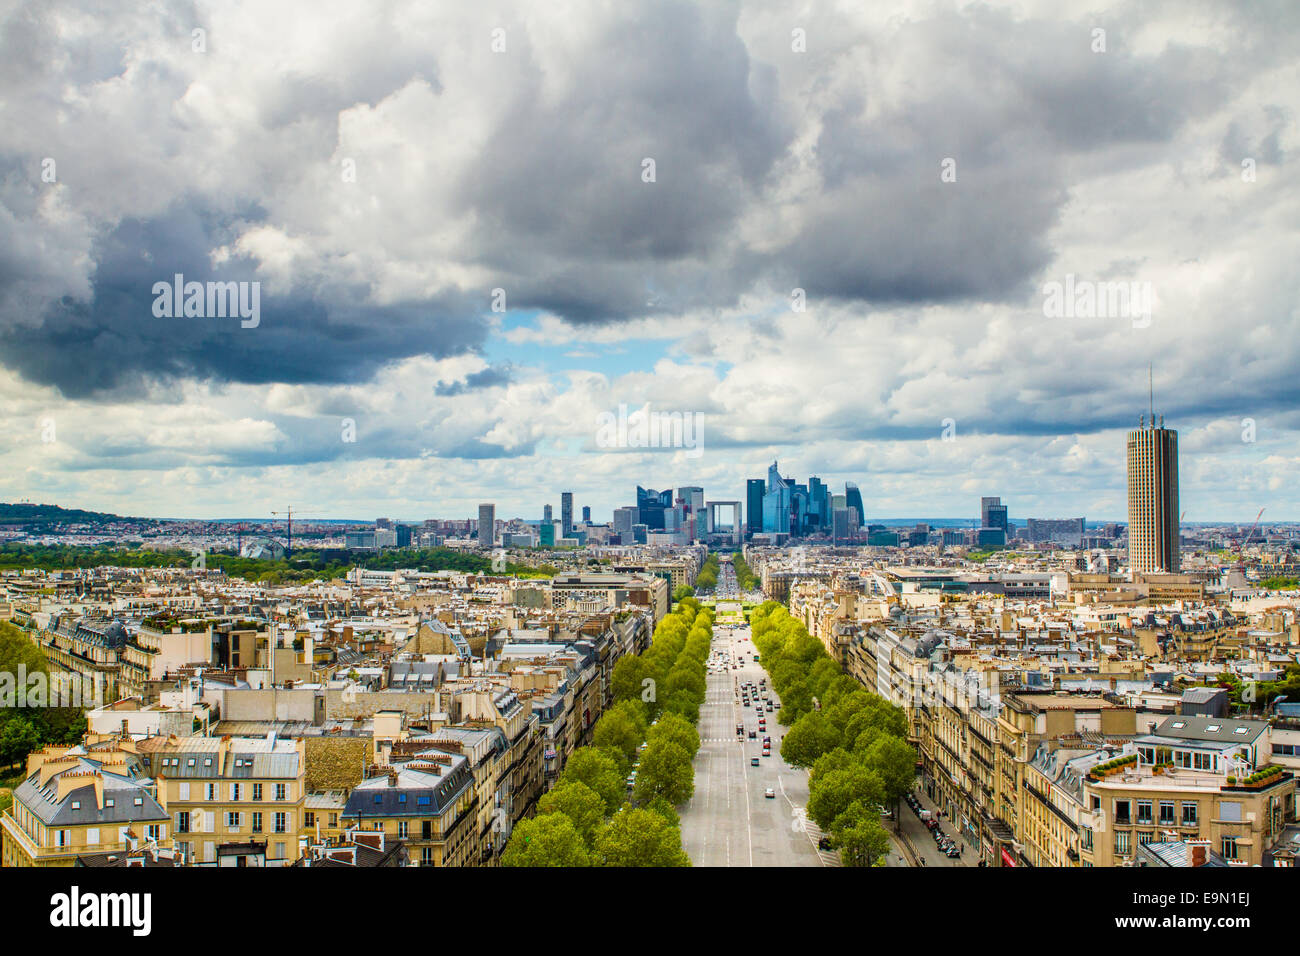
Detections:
[71, 801, 80, 810]
[1206, 725, 1220, 733]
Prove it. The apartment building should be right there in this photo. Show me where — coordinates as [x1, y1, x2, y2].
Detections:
[1081, 716, 1294, 867]
[139, 734, 307, 866]
[342, 754, 478, 867]
[1, 737, 169, 867]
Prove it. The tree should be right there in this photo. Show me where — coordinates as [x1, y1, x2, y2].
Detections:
[592, 701, 648, 764]
[834, 804, 891, 867]
[562, 748, 625, 814]
[610, 655, 649, 705]
[807, 765, 884, 831]
[673, 585, 696, 602]
[501, 813, 590, 867]
[633, 739, 694, 805]
[781, 711, 841, 768]
[646, 711, 699, 759]
[862, 734, 917, 806]
[593, 808, 690, 867]
[536, 780, 607, 848]
[0, 716, 39, 770]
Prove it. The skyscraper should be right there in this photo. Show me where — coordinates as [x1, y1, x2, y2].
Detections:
[746, 479, 765, 539]
[478, 503, 495, 548]
[543, 503, 553, 522]
[1127, 414, 1179, 573]
[845, 483, 865, 530]
[981, 497, 1008, 533]
[561, 491, 574, 537]
[636, 486, 672, 530]
[582, 505, 591, 523]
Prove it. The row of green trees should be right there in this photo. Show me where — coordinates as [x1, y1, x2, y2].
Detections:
[694, 553, 721, 591]
[501, 599, 713, 866]
[0, 622, 87, 774]
[730, 552, 758, 592]
[0, 543, 563, 584]
[750, 602, 915, 867]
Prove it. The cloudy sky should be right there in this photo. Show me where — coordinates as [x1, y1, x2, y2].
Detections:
[3, 0, 1298, 523]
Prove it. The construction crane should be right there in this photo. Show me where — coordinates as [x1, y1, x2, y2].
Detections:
[270, 507, 321, 558]
[1238, 507, 1265, 554]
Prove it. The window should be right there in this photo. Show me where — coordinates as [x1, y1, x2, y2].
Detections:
[226, 812, 241, 830]
[86, 828, 100, 845]
[176, 811, 190, 834]
[1159, 802, 1175, 825]
[1115, 831, 1130, 855]
[1221, 836, 1239, 860]
[179, 782, 190, 801]
[56, 829, 69, 847]
[1081, 827, 1093, 851]
[1137, 831, 1154, 846]
[304, 812, 315, 827]
[1136, 800, 1153, 825]
[1220, 801, 1243, 823]
[1194, 752, 1212, 771]
[274, 812, 287, 834]
[104, 798, 113, 808]
[147, 825, 161, 841]
[252, 812, 262, 833]
[422, 820, 433, 840]
[231, 783, 241, 801]
[206, 783, 217, 801]
[421, 846, 433, 865]
[1182, 803, 1198, 827]
[71, 801, 80, 811]
[1113, 800, 1131, 825]
[398, 821, 409, 838]
[134, 797, 143, 806]
[253, 783, 263, 801]
[329, 813, 338, 826]
[275, 784, 287, 801]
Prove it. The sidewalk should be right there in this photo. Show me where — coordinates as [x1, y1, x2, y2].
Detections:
[898, 787, 974, 868]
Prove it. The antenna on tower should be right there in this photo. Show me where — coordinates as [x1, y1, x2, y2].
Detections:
[1148, 363, 1154, 423]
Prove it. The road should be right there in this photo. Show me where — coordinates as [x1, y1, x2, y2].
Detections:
[680, 620, 838, 866]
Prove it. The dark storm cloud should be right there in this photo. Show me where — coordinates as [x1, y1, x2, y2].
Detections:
[456, 0, 788, 322]
[0, 202, 487, 398]
[434, 364, 515, 396]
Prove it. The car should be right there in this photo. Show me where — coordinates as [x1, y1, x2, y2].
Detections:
[748, 730, 757, 739]
[762, 749, 770, 757]
[766, 705, 774, 713]
[764, 788, 775, 799]
[751, 757, 760, 767]
[626, 775, 635, 787]
[743, 701, 750, 707]
[947, 847, 961, 859]
[736, 725, 744, 735]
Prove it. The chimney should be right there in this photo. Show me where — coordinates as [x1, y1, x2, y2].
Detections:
[1187, 839, 1210, 867]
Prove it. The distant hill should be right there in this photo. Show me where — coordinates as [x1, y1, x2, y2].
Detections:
[0, 503, 152, 528]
